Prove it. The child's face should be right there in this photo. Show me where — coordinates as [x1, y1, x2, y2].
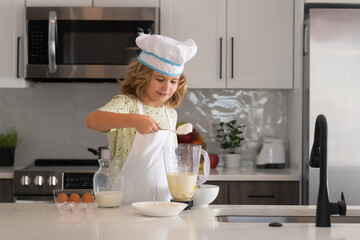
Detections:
[143, 71, 180, 107]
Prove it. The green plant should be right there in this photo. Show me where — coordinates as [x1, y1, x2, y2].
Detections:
[0, 128, 18, 148]
[216, 120, 244, 154]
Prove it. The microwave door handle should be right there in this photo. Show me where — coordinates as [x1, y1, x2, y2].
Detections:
[48, 11, 57, 73]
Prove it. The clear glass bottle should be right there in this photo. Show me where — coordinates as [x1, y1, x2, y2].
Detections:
[93, 159, 124, 208]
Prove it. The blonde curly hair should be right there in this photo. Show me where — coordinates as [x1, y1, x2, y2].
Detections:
[120, 58, 187, 108]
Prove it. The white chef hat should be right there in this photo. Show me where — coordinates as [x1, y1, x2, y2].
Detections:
[136, 34, 197, 77]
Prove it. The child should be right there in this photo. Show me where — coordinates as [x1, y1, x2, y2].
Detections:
[86, 34, 197, 203]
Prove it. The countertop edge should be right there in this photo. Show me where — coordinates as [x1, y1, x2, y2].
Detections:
[1, 167, 301, 181]
[206, 167, 300, 181]
[0, 167, 14, 179]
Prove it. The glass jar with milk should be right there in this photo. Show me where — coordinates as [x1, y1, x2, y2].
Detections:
[93, 159, 124, 207]
[163, 144, 210, 203]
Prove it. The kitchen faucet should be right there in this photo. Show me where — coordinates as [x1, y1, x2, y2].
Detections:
[309, 114, 346, 227]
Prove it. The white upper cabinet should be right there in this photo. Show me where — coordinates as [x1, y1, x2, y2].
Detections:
[161, 0, 294, 89]
[227, 0, 293, 89]
[93, 0, 159, 7]
[26, 0, 92, 7]
[305, 0, 360, 2]
[0, 0, 29, 88]
[26, 0, 159, 7]
[161, 0, 226, 89]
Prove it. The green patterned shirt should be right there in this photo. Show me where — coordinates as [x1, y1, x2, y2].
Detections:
[97, 95, 177, 170]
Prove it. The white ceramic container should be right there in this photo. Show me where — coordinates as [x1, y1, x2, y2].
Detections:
[224, 154, 241, 168]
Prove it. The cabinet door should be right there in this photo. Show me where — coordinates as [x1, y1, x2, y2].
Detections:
[227, 0, 293, 89]
[93, 0, 159, 7]
[205, 181, 228, 204]
[0, 179, 14, 202]
[160, 0, 226, 89]
[0, 0, 29, 88]
[228, 181, 299, 205]
[26, 0, 92, 6]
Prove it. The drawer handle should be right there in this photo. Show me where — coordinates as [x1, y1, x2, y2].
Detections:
[248, 194, 275, 199]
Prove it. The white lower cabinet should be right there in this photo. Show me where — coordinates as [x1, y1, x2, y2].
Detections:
[160, 0, 294, 89]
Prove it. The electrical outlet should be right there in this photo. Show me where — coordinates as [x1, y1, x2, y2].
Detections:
[209, 120, 218, 137]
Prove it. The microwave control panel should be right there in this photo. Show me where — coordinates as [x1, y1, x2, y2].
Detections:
[28, 21, 48, 64]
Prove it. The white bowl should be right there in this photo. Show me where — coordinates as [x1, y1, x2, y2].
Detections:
[131, 201, 187, 217]
[192, 184, 219, 207]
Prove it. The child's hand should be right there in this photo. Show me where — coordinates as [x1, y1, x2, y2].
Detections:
[135, 114, 161, 134]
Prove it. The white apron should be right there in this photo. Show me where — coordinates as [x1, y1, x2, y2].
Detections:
[121, 100, 174, 204]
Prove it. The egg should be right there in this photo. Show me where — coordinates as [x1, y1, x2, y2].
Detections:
[56, 193, 69, 203]
[82, 192, 94, 203]
[69, 193, 81, 203]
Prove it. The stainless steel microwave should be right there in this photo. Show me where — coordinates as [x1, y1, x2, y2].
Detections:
[25, 7, 159, 81]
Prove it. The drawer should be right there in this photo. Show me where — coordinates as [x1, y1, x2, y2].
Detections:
[0, 179, 14, 202]
[228, 181, 299, 205]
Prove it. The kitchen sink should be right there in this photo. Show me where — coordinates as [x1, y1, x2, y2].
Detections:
[212, 206, 360, 224]
[216, 215, 360, 224]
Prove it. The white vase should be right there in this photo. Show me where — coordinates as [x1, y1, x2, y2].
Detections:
[224, 154, 241, 168]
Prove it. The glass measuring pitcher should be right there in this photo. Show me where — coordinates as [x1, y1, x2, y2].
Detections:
[93, 159, 124, 207]
[163, 144, 210, 202]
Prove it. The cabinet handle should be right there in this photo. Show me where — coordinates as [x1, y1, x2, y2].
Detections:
[17, 37, 20, 78]
[220, 37, 222, 79]
[304, 18, 309, 55]
[231, 37, 234, 79]
[248, 194, 275, 199]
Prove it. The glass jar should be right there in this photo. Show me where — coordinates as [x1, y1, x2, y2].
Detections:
[93, 159, 124, 208]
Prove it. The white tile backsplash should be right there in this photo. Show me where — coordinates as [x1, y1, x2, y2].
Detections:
[177, 89, 289, 166]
